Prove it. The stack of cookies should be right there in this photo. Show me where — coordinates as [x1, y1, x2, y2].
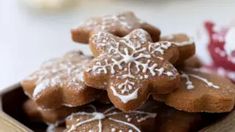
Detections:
[21, 11, 235, 132]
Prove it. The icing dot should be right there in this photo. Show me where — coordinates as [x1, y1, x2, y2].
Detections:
[127, 118, 132, 122]
[111, 128, 116, 132]
[93, 112, 105, 120]
[144, 75, 148, 78]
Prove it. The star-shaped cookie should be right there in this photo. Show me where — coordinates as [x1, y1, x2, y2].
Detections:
[160, 33, 195, 65]
[65, 102, 158, 132]
[84, 29, 181, 111]
[65, 101, 202, 132]
[153, 68, 235, 113]
[71, 11, 161, 43]
[21, 50, 100, 109]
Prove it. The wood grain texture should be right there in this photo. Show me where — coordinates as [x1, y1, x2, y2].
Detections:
[0, 112, 32, 132]
[200, 110, 235, 132]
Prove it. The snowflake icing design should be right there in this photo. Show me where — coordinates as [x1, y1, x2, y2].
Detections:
[83, 11, 141, 32]
[86, 29, 179, 103]
[28, 51, 92, 98]
[66, 105, 157, 132]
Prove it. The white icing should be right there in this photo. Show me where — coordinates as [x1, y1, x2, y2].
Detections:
[149, 41, 172, 55]
[164, 35, 194, 46]
[188, 74, 220, 89]
[98, 120, 102, 132]
[67, 105, 156, 132]
[46, 124, 56, 132]
[63, 103, 79, 108]
[33, 79, 51, 97]
[175, 37, 194, 46]
[88, 29, 176, 104]
[111, 128, 116, 132]
[29, 51, 92, 99]
[181, 72, 220, 89]
[46, 120, 64, 132]
[181, 73, 194, 89]
[93, 112, 105, 120]
[110, 86, 138, 103]
[109, 118, 140, 132]
[77, 71, 84, 82]
[127, 118, 132, 122]
[84, 12, 139, 32]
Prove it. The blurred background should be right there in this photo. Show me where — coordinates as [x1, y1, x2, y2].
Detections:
[0, 0, 235, 90]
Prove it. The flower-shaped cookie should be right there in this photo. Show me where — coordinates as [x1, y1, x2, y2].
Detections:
[84, 29, 181, 111]
[71, 11, 161, 43]
[21, 50, 99, 109]
[160, 33, 195, 65]
[153, 68, 235, 113]
[65, 102, 158, 132]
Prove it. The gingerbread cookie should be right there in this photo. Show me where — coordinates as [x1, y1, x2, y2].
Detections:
[84, 29, 181, 111]
[179, 56, 202, 68]
[71, 11, 161, 43]
[161, 33, 196, 65]
[153, 68, 235, 113]
[155, 105, 202, 132]
[64, 101, 203, 132]
[23, 99, 78, 123]
[202, 65, 235, 82]
[65, 101, 158, 132]
[21, 50, 99, 109]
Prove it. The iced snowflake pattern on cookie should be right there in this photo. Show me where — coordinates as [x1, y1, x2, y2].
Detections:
[66, 105, 157, 132]
[84, 29, 180, 110]
[31, 51, 92, 98]
[71, 11, 160, 43]
[21, 50, 99, 109]
[84, 12, 136, 31]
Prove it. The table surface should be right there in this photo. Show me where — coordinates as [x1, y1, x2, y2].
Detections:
[0, 0, 235, 91]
